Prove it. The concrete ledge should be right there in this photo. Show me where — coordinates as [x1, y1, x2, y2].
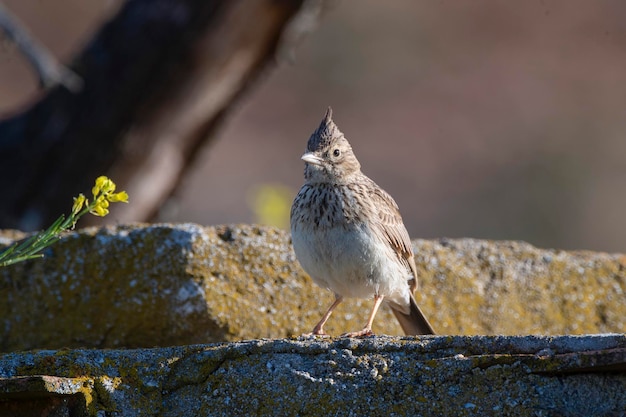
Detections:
[1, 224, 624, 352]
[0, 335, 624, 416]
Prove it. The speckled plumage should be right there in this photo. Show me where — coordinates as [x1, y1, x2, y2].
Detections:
[290, 108, 435, 337]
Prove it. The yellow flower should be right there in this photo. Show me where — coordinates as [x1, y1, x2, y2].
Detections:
[108, 191, 129, 203]
[91, 206, 109, 217]
[1, 175, 131, 269]
[92, 176, 116, 198]
[90, 195, 110, 217]
[72, 193, 86, 215]
[247, 184, 293, 229]
[85, 176, 128, 217]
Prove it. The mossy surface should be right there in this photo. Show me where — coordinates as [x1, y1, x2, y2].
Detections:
[0, 224, 624, 352]
[0, 335, 623, 416]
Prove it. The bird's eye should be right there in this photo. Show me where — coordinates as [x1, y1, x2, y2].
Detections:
[333, 149, 341, 157]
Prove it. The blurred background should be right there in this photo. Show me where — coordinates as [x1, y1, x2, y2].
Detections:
[1, 0, 626, 252]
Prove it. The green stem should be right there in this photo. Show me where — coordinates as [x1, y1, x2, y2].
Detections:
[0, 185, 125, 268]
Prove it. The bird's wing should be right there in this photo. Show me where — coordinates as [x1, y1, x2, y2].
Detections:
[366, 178, 419, 291]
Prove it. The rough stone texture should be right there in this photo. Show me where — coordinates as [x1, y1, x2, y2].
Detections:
[0, 335, 624, 416]
[413, 238, 626, 335]
[0, 224, 625, 352]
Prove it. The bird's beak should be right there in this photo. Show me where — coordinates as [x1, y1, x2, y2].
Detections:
[301, 152, 323, 166]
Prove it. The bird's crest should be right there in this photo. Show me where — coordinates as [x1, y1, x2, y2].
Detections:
[307, 107, 344, 152]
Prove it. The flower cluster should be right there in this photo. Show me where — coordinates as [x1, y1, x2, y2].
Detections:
[0, 176, 129, 267]
[72, 176, 129, 217]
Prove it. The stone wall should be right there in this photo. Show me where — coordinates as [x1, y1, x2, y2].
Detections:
[0, 335, 624, 416]
[0, 224, 623, 351]
[0, 224, 624, 415]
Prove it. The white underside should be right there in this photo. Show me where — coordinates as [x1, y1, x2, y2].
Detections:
[291, 223, 411, 314]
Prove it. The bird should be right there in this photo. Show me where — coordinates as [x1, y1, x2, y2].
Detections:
[290, 107, 435, 337]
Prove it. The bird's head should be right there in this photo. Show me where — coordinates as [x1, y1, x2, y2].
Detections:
[302, 107, 361, 183]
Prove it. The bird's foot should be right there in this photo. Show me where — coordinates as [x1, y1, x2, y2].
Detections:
[341, 328, 374, 338]
[301, 332, 330, 339]
[301, 327, 330, 338]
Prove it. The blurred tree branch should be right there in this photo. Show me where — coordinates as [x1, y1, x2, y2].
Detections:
[0, 0, 329, 231]
[0, 3, 83, 91]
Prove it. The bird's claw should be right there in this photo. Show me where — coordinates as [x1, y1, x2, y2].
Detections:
[301, 330, 330, 338]
[341, 328, 374, 338]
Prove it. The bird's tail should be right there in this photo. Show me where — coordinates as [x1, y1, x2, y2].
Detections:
[390, 293, 435, 335]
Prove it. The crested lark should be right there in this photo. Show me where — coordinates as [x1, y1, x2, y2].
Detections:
[290, 108, 435, 337]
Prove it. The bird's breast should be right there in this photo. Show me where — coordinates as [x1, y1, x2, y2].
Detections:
[290, 183, 409, 299]
[290, 183, 364, 230]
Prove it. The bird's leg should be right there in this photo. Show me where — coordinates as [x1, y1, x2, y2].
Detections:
[305, 295, 343, 336]
[342, 294, 384, 338]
